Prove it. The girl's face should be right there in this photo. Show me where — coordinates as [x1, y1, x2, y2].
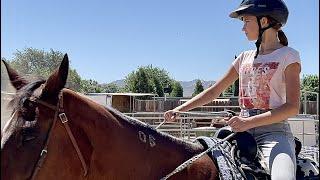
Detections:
[241, 15, 259, 41]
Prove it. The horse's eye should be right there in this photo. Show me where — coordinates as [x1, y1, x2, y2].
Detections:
[21, 127, 38, 143]
[24, 99, 35, 108]
[22, 135, 36, 142]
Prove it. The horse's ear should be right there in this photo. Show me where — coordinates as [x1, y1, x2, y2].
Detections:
[42, 54, 69, 97]
[1, 60, 29, 90]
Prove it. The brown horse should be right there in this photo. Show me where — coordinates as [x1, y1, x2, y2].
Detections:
[1, 54, 219, 180]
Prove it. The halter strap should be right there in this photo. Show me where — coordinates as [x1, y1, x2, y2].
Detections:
[29, 91, 88, 180]
[29, 102, 59, 180]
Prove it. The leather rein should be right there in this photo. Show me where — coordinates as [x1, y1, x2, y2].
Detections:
[28, 91, 88, 180]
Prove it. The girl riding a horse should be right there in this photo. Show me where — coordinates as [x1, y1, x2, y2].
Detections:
[165, 0, 300, 179]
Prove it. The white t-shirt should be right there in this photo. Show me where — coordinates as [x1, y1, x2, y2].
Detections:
[232, 46, 301, 110]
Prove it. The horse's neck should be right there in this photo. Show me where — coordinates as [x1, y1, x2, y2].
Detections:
[104, 106, 204, 173]
[63, 91, 204, 176]
[143, 132, 204, 172]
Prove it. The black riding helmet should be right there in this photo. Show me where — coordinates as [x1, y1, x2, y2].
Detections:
[229, 0, 289, 58]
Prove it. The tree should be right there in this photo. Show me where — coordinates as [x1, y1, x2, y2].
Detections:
[301, 74, 319, 101]
[9, 48, 61, 77]
[192, 79, 204, 97]
[152, 77, 164, 97]
[4, 47, 84, 92]
[80, 79, 103, 93]
[131, 67, 153, 93]
[224, 78, 240, 97]
[125, 65, 174, 96]
[222, 78, 239, 97]
[144, 65, 173, 93]
[170, 81, 183, 97]
[233, 78, 239, 96]
[101, 83, 120, 93]
[68, 69, 83, 91]
[224, 85, 233, 94]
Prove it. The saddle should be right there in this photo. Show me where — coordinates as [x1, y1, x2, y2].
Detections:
[213, 126, 319, 180]
[214, 127, 270, 179]
[196, 136, 246, 180]
[213, 126, 258, 163]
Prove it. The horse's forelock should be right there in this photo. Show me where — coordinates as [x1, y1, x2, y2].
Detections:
[8, 79, 45, 132]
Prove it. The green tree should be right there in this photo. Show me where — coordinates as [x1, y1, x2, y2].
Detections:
[301, 74, 319, 101]
[125, 65, 174, 96]
[222, 78, 239, 97]
[224, 78, 239, 97]
[9, 48, 59, 77]
[170, 81, 183, 97]
[133, 67, 153, 93]
[233, 78, 239, 96]
[68, 69, 83, 91]
[4, 47, 84, 92]
[80, 79, 103, 93]
[192, 79, 204, 97]
[101, 83, 120, 93]
[224, 85, 233, 94]
[144, 65, 173, 93]
[152, 77, 164, 97]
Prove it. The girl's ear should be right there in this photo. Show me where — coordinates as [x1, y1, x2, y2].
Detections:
[260, 17, 269, 28]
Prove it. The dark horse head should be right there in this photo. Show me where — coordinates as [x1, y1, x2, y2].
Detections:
[1, 55, 219, 180]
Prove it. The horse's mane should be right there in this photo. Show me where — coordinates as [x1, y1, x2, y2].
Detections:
[73, 91, 200, 151]
[104, 105, 201, 151]
[8, 78, 46, 132]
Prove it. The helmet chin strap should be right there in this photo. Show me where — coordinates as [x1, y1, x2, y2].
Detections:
[254, 16, 276, 58]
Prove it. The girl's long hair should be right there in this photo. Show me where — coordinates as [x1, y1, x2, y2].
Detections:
[268, 16, 288, 46]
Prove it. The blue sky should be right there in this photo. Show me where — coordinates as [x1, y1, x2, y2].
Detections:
[1, 0, 319, 84]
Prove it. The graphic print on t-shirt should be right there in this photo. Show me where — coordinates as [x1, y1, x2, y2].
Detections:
[239, 62, 280, 109]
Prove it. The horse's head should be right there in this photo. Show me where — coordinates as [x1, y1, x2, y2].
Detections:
[1, 54, 69, 180]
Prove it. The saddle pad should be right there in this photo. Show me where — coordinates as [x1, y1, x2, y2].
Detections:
[196, 136, 245, 180]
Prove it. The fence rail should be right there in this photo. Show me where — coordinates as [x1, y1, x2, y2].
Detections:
[125, 111, 319, 162]
[124, 112, 319, 146]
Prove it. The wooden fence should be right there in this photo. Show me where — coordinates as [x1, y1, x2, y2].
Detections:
[299, 101, 318, 115]
[134, 99, 318, 115]
[134, 100, 180, 112]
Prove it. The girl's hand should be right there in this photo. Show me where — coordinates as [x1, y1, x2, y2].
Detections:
[164, 110, 180, 122]
[226, 116, 252, 132]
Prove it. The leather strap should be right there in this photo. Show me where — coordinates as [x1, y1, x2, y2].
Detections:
[59, 113, 88, 176]
[29, 90, 88, 179]
[30, 103, 60, 180]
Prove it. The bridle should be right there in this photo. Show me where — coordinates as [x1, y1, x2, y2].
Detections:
[28, 90, 88, 180]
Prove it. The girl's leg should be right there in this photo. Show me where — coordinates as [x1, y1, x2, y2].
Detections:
[249, 123, 296, 180]
[258, 133, 296, 180]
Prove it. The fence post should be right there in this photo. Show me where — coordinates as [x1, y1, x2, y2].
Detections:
[304, 93, 307, 114]
[153, 95, 156, 112]
[317, 93, 319, 116]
